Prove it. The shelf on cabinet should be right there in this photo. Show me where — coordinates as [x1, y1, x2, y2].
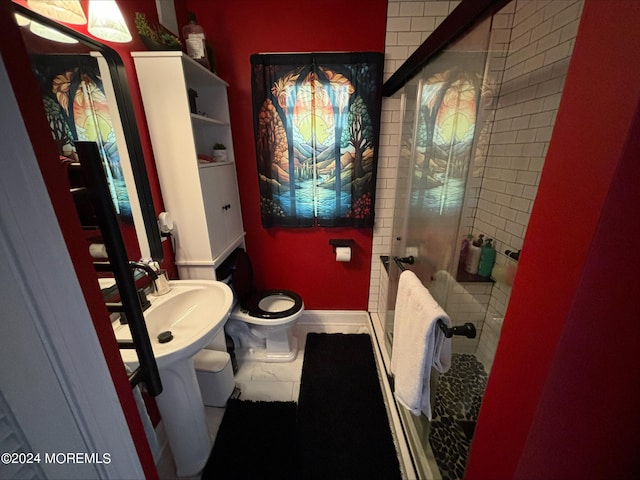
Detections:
[198, 160, 234, 169]
[190, 113, 228, 126]
[132, 50, 243, 280]
[132, 51, 229, 91]
[180, 55, 228, 89]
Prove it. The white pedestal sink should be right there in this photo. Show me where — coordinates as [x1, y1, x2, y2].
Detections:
[114, 280, 233, 477]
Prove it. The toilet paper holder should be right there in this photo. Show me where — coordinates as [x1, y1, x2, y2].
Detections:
[328, 239, 354, 251]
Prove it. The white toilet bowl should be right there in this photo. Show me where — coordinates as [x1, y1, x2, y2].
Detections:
[223, 250, 304, 362]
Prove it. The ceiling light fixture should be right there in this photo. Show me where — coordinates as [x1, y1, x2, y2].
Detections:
[87, 0, 132, 43]
[27, 0, 87, 25]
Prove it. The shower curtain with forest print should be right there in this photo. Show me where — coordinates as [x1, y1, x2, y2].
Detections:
[251, 52, 383, 227]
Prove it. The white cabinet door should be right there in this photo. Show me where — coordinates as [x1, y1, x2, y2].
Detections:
[218, 163, 244, 243]
[199, 162, 243, 261]
[199, 164, 226, 259]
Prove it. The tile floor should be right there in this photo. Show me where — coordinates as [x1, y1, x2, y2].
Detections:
[202, 323, 369, 440]
[157, 322, 375, 479]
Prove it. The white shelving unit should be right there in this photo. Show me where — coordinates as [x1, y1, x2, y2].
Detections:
[132, 51, 245, 279]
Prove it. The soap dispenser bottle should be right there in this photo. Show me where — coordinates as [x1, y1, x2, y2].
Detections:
[478, 238, 497, 277]
[459, 233, 473, 267]
[465, 234, 483, 274]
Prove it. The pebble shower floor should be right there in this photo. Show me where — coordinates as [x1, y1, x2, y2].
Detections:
[429, 353, 488, 480]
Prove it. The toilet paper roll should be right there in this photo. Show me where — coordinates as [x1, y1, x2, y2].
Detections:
[89, 243, 108, 259]
[336, 246, 351, 262]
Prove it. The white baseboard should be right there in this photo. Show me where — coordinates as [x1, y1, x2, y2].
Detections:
[298, 310, 369, 326]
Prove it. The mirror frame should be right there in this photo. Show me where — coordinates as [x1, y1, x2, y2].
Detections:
[13, 2, 163, 261]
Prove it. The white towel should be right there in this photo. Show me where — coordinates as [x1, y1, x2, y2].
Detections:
[391, 270, 452, 420]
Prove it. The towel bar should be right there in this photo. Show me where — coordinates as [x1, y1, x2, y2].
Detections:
[393, 255, 414, 269]
[437, 319, 476, 339]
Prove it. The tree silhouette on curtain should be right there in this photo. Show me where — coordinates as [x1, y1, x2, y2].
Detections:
[251, 52, 383, 227]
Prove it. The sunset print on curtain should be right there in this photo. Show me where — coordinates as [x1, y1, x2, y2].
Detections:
[31, 55, 132, 224]
[251, 52, 383, 227]
[412, 51, 488, 215]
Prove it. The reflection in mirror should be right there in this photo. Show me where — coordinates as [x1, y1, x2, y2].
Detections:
[13, 3, 162, 263]
[32, 54, 134, 220]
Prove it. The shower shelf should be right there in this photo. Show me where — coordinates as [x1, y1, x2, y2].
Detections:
[382, 256, 494, 284]
[456, 264, 495, 284]
[380, 255, 391, 273]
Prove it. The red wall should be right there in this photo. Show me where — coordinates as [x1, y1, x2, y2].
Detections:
[465, 1, 640, 478]
[8, 0, 640, 476]
[186, 0, 388, 309]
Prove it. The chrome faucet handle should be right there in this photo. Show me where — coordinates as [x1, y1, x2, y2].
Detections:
[152, 270, 171, 296]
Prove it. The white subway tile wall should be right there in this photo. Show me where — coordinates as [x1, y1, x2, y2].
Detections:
[472, 0, 583, 257]
[370, 0, 584, 370]
[471, 1, 583, 371]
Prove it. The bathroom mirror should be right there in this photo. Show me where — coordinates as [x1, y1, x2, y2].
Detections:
[13, 2, 163, 262]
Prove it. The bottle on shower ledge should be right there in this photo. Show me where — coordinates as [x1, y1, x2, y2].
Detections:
[478, 238, 496, 277]
[465, 234, 484, 274]
[459, 233, 473, 267]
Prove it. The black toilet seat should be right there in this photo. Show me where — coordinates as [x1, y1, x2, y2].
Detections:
[231, 249, 304, 320]
[242, 289, 304, 320]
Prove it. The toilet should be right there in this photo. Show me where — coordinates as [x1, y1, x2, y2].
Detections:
[224, 249, 304, 362]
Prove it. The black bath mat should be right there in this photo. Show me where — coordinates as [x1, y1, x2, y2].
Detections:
[201, 399, 297, 479]
[296, 333, 401, 479]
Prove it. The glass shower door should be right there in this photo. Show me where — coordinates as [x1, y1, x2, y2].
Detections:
[385, 17, 492, 480]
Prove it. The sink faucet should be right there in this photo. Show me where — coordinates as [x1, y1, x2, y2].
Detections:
[129, 261, 159, 281]
[129, 261, 171, 296]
